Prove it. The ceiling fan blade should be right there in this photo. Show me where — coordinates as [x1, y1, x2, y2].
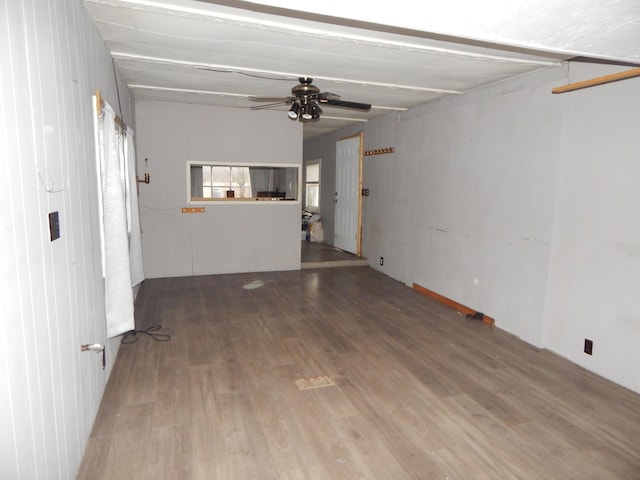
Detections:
[249, 101, 290, 110]
[323, 99, 371, 110]
[318, 92, 341, 101]
[249, 96, 292, 102]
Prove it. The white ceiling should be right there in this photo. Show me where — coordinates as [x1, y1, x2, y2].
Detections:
[84, 0, 640, 138]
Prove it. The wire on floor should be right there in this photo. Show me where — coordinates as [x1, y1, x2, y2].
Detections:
[121, 325, 172, 344]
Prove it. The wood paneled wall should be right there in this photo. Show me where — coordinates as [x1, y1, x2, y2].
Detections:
[0, 1, 133, 478]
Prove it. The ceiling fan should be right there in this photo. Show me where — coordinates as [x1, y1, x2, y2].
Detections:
[249, 77, 371, 122]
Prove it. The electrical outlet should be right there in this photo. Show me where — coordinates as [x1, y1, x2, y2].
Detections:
[584, 338, 593, 355]
[379, 256, 384, 266]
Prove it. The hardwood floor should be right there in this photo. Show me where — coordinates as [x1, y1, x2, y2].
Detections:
[77, 267, 640, 479]
[301, 241, 368, 269]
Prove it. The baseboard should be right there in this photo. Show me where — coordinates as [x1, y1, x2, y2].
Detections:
[412, 282, 495, 326]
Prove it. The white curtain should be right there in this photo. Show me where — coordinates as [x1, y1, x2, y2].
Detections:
[126, 127, 144, 287]
[250, 167, 273, 193]
[94, 100, 139, 338]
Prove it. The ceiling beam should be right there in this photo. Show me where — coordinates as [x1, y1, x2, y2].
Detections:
[223, 0, 640, 64]
[94, 1, 561, 67]
[113, 53, 464, 95]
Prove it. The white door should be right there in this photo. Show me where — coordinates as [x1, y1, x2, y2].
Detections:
[334, 134, 362, 254]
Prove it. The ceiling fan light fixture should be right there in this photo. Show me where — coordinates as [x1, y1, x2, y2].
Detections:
[287, 103, 299, 120]
[300, 101, 312, 120]
[310, 102, 322, 119]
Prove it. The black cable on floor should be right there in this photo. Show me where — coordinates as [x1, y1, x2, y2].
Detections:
[121, 325, 172, 344]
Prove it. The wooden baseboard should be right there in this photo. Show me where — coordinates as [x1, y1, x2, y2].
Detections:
[412, 283, 495, 326]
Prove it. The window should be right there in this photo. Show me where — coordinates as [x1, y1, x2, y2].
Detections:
[198, 165, 252, 199]
[188, 162, 299, 203]
[305, 161, 320, 211]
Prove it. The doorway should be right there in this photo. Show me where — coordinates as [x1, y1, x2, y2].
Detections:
[334, 133, 363, 256]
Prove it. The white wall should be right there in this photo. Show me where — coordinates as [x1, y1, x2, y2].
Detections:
[136, 101, 302, 278]
[309, 64, 640, 393]
[403, 68, 565, 345]
[0, 0, 135, 478]
[544, 63, 640, 391]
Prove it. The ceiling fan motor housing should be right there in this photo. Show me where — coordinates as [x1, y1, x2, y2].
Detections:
[291, 77, 320, 97]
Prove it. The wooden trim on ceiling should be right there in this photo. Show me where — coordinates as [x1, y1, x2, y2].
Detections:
[552, 67, 640, 94]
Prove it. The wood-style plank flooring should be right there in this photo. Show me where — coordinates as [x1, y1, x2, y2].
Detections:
[77, 267, 640, 479]
[301, 241, 368, 269]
